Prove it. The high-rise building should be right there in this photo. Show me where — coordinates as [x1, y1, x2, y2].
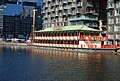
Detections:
[107, 0, 120, 46]
[0, 0, 43, 39]
[0, 0, 17, 4]
[42, 0, 107, 30]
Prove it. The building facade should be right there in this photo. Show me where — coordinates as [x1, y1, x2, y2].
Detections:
[0, 1, 43, 39]
[107, 0, 120, 46]
[0, 0, 17, 4]
[3, 15, 33, 38]
[42, 0, 107, 30]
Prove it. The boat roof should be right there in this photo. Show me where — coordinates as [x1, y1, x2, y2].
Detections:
[34, 25, 102, 33]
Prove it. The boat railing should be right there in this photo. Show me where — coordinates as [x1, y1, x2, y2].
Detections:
[101, 45, 118, 48]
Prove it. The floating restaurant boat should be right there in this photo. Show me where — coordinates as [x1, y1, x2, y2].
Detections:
[28, 25, 109, 50]
[26, 25, 120, 54]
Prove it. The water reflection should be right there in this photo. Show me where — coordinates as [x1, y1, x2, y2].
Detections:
[28, 48, 120, 81]
[0, 46, 120, 81]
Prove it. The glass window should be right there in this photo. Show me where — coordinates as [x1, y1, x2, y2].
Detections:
[116, 34, 120, 39]
[108, 18, 114, 24]
[116, 2, 120, 8]
[116, 17, 120, 23]
[116, 9, 120, 16]
[108, 34, 114, 39]
[108, 26, 113, 32]
[114, 25, 120, 32]
[108, 10, 113, 16]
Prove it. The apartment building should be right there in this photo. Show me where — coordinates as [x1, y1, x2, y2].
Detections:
[107, 0, 120, 46]
[42, 0, 104, 29]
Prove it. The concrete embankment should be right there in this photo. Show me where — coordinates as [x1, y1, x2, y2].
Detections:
[115, 48, 120, 55]
[0, 40, 27, 46]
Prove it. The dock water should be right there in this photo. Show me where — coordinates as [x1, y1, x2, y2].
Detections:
[0, 39, 120, 55]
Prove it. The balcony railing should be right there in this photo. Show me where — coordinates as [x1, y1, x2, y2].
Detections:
[71, 4, 76, 8]
[48, 0, 51, 2]
[86, 2, 93, 7]
[77, 3, 82, 7]
[43, 0, 47, 3]
[63, 0, 67, 4]
[59, 6, 63, 10]
[69, 16, 98, 21]
[68, 0, 72, 3]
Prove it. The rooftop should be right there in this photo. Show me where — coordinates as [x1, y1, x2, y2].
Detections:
[34, 25, 102, 33]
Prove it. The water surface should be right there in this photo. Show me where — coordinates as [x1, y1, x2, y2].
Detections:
[0, 46, 120, 81]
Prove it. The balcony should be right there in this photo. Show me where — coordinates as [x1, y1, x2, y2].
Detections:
[51, 3, 55, 7]
[77, 3, 82, 7]
[116, 4, 120, 8]
[51, 8, 55, 12]
[86, 10, 93, 14]
[116, 35, 120, 39]
[89, 24, 98, 27]
[51, 14, 55, 18]
[107, 6, 114, 10]
[108, 0, 114, 3]
[55, 13, 59, 17]
[76, 10, 81, 14]
[55, 20, 59, 23]
[44, 5, 48, 8]
[68, 0, 72, 3]
[59, 18, 62, 22]
[59, 6, 63, 10]
[55, 2, 59, 6]
[69, 16, 98, 21]
[63, 0, 67, 4]
[43, 0, 47, 3]
[47, 9, 51, 13]
[48, 0, 51, 2]
[107, 3, 115, 10]
[44, 15, 48, 18]
[108, 35, 114, 40]
[71, 4, 76, 8]
[42, 11, 45, 14]
[86, 2, 93, 7]
[68, 12, 72, 15]
[107, 12, 113, 17]
[59, 2, 62, 5]
[102, 31, 107, 35]
[63, 6, 68, 9]
[63, 13, 67, 16]
[63, 18, 67, 22]
[59, 13, 62, 16]
[55, 8, 58, 11]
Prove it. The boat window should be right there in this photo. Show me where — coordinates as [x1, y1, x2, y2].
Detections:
[84, 32, 89, 36]
[56, 33, 58, 36]
[74, 32, 77, 36]
[60, 32, 62, 36]
[75, 40, 79, 44]
[64, 32, 67, 36]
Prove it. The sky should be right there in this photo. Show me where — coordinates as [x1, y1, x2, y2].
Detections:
[3, 0, 43, 16]
[4, 4, 22, 16]
[37, 0, 43, 6]
[18, 0, 43, 6]
[18, 0, 37, 2]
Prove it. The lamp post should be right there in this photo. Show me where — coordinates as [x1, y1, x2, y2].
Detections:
[32, 9, 37, 32]
[32, 9, 37, 43]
